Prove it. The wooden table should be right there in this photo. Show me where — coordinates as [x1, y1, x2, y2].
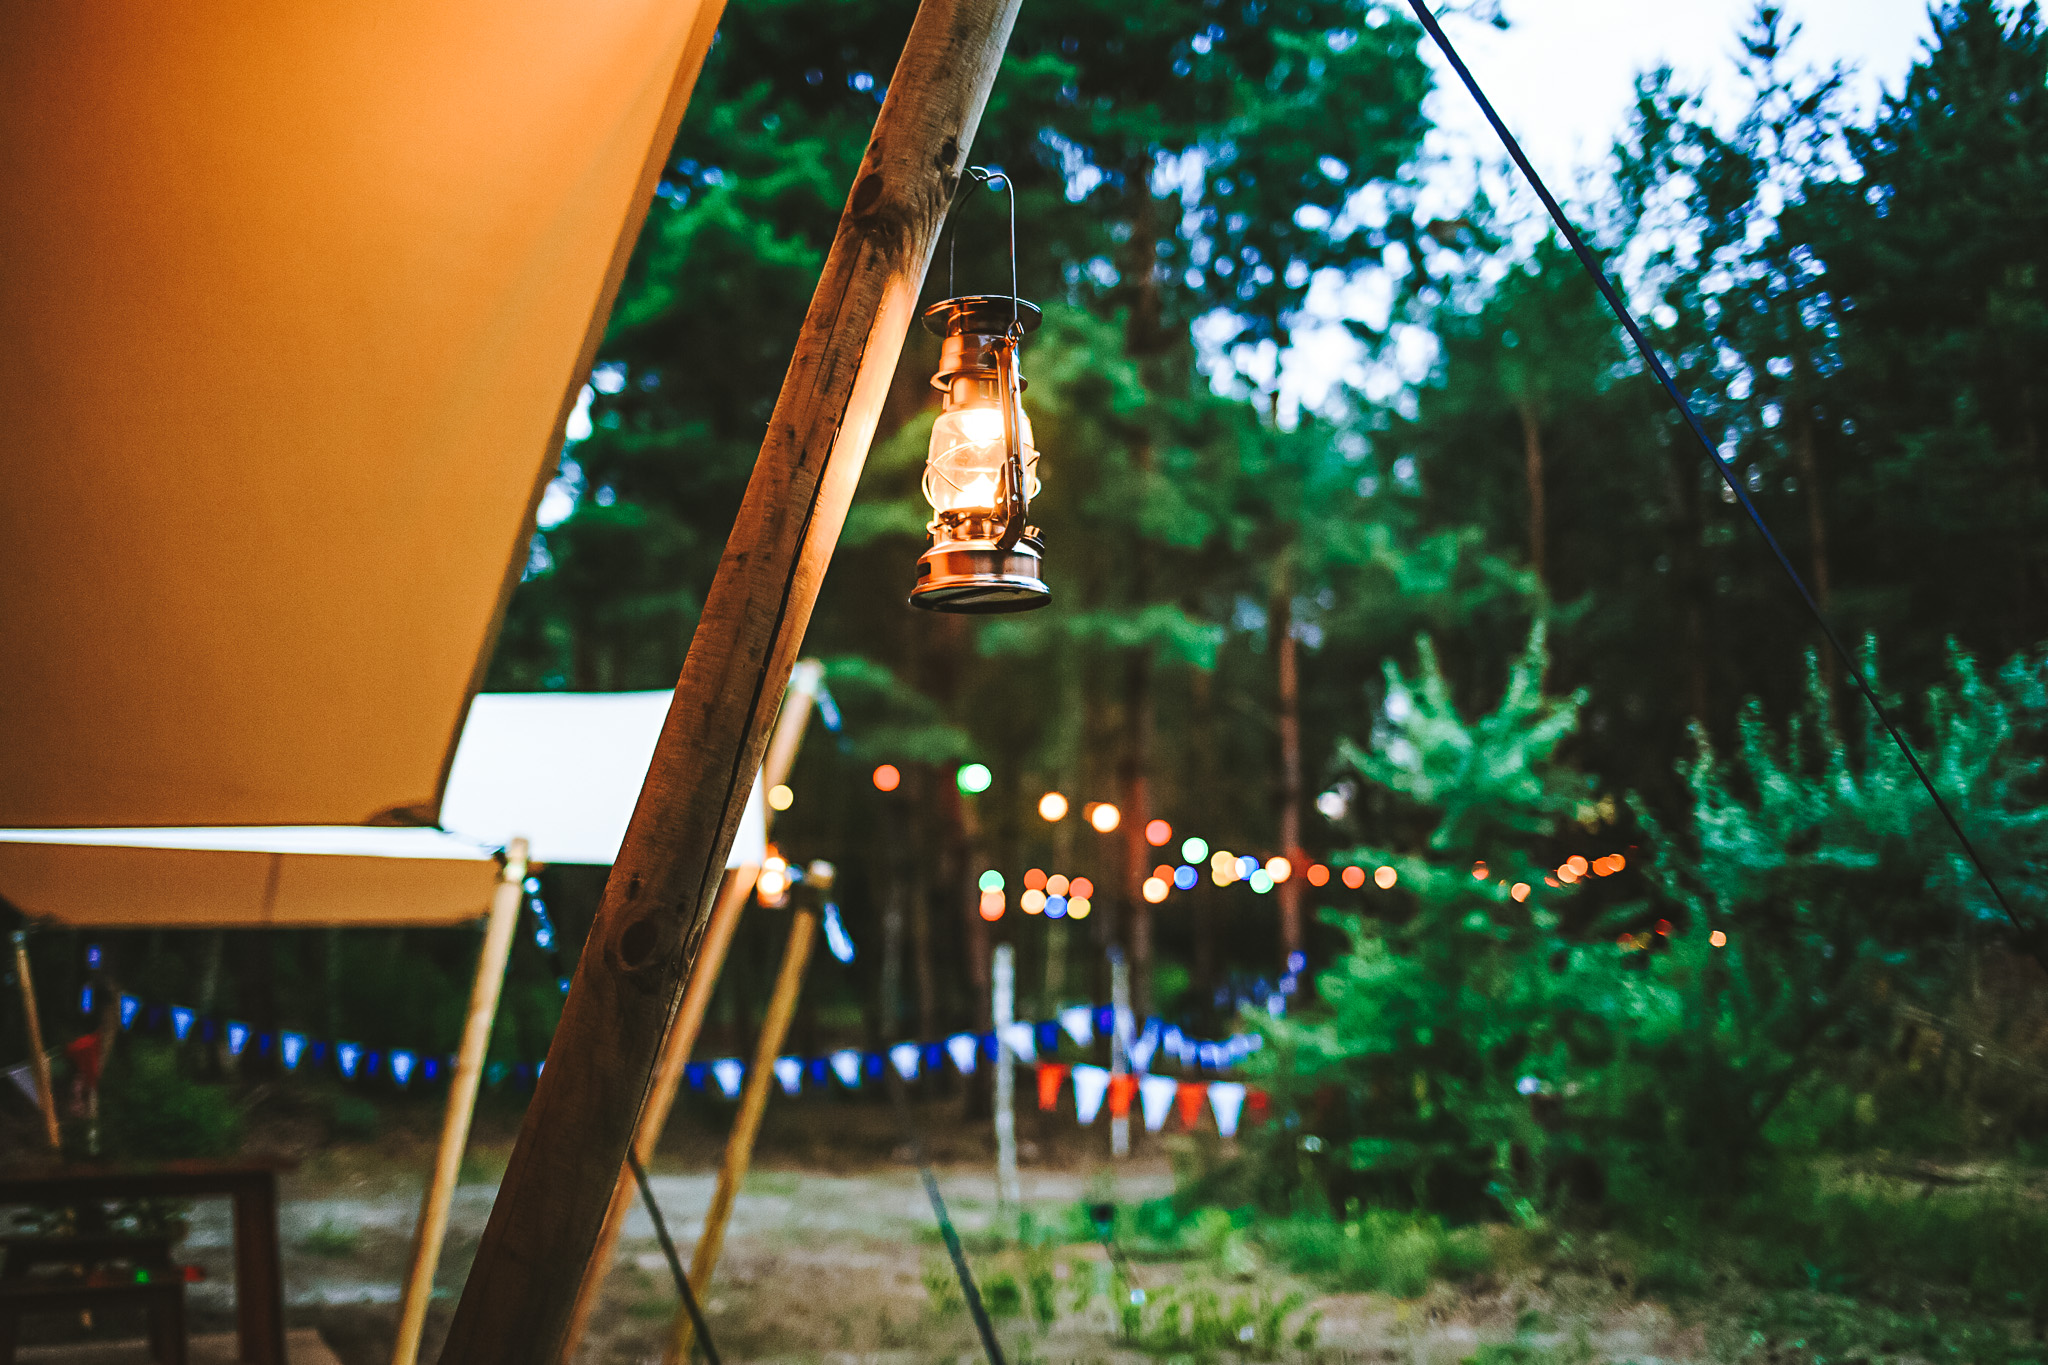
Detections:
[0, 1159, 292, 1365]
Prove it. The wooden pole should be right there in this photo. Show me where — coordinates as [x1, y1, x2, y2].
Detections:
[435, 13, 1021, 1328]
[555, 661, 824, 1360]
[664, 905, 818, 1365]
[10, 932, 60, 1152]
[391, 839, 528, 1365]
[552, 865, 751, 1357]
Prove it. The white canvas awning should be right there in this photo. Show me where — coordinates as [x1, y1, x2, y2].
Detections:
[442, 692, 767, 868]
[0, 692, 766, 927]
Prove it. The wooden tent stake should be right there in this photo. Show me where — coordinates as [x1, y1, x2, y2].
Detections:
[556, 661, 824, 1361]
[664, 906, 817, 1365]
[434, 1, 1019, 1351]
[10, 932, 60, 1151]
[391, 839, 529, 1365]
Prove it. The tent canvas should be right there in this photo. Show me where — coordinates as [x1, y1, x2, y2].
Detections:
[0, 0, 723, 831]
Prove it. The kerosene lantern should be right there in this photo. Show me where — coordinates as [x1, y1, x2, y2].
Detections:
[909, 294, 1048, 612]
[909, 169, 1050, 613]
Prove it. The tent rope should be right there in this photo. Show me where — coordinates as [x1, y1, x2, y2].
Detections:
[624, 1148, 722, 1365]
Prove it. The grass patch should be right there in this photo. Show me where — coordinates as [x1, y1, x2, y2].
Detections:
[1255, 1207, 1490, 1297]
[299, 1218, 362, 1258]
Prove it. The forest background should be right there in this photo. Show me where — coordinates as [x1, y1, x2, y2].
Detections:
[41, 0, 2048, 1340]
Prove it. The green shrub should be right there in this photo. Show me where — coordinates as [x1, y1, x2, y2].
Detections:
[102, 1043, 241, 1158]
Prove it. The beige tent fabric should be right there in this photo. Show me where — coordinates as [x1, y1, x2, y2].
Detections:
[0, 842, 502, 928]
[0, 0, 724, 829]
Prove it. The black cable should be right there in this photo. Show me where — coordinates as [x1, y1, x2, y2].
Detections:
[1402, 0, 2032, 940]
[889, 1083, 1008, 1365]
[625, 1148, 722, 1365]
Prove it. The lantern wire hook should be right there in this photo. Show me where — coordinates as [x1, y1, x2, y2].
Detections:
[946, 165, 1021, 337]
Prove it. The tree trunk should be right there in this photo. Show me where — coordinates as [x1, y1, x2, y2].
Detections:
[1119, 647, 1153, 1019]
[1271, 550, 1303, 969]
[1793, 402, 1837, 693]
[1519, 401, 1548, 587]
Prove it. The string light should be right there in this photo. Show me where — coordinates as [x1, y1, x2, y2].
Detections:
[1375, 866, 1397, 889]
[1173, 865, 1197, 890]
[1024, 867, 1046, 890]
[768, 784, 794, 812]
[1086, 802, 1121, 833]
[1021, 888, 1046, 913]
[979, 889, 1005, 921]
[1047, 874, 1070, 897]
[872, 764, 901, 792]
[1566, 855, 1589, 876]
[1210, 851, 1237, 886]
[1038, 791, 1068, 821]
[1710, 930, 1727, 947]
[1070, 877, 1094, 899]
[1472, 860, 1488, 879]
[1045, 894, 1069, 918]
[758, 855, 790, 905]
[957, 763, 993, 795]
[1265, 856, 1292, 883]
[1181, 836, 1209, 863]
[1142, 878, 1168, 903]
[1307, 864, 1330, 886]
[1145, 819, 1172, 847]
[1067, 895, 1092, 919]
[1341, 866, 1366, 889]
[1248, 870, 1274, 894]
[978, 869, 1005, 893]
[1511, 882, 1530, 902]
[1152, 864, 1174, 883]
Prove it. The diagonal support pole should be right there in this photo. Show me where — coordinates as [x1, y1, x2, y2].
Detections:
[556, 662, 824, 1362]
[434, 0, 1022, 1354]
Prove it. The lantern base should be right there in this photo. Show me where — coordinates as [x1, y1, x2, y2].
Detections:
[910, 539, 1050, 614]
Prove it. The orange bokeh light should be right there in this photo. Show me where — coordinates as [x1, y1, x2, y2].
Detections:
[872, 764, 901, 792]
[1024, 867, 1047, 891]
[1070, 876, 1095, 899]
[1307, 864, 1330, 887]
[1145, 819, 1172, 847]
[1566, 855, 1590, 876]
[1340, 865, 1366, 890]
[1511, 882, 1531, 902]
[1087, 802, 1121, 833]
[1046, 874, 1070, 897]
[978, 889, 1005, 921]
[1374, 865, 1398, 889]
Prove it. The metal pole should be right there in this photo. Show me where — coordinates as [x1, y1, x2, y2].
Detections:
[1109, 949, 1131, 1159]
[992, 943, 1020, 1209]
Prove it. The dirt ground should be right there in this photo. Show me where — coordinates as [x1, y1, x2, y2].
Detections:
[22, 1101, 1704, 1365]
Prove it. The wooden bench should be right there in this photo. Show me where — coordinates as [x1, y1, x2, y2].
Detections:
[0, 1234, 188, 1364]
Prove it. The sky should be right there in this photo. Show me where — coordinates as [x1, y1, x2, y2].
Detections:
[1263, 0, 1943, 411]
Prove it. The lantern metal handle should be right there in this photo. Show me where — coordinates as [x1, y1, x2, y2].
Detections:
[994, 335, 1026, 551]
